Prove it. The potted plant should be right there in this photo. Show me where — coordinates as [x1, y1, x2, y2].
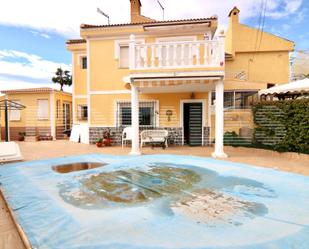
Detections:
[103, 129, 112, 146]
[96, 138, 103, 147]
[18, 132, 26, 141]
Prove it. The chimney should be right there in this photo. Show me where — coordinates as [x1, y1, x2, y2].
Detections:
[130, 0, 142, 23]
[228, 6, 240, 24]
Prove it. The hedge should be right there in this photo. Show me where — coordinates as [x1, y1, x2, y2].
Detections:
[251, 99, 309, 154]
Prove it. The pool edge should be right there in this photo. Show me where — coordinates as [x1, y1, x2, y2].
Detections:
[0, 190, 32, 249]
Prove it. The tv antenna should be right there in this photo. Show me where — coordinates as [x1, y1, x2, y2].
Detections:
[157, 1, 165, 20]
[97, 8, 110, 25]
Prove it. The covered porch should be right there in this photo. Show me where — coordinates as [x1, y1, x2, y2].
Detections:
[123, 74, 227, 158]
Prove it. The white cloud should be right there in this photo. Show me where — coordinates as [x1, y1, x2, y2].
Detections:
[31, 31, 51, 39]
[0, 0, 304, 38]
[265, 0, 302, 19]
[0, 50, 71, 93]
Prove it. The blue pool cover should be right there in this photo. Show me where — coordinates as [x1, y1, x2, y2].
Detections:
[0, 154, 308, 249]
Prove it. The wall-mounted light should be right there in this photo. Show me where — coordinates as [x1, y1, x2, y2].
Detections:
[166, 110, 173, 122]
[190, 92, 196, 99]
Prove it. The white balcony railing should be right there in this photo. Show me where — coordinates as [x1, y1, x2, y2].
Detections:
[129, 35, 225, 70]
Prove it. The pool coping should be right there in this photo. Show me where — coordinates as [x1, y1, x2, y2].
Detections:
[0, 190, 32, 249]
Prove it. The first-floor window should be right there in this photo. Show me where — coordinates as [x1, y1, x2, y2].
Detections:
[117, 101, 156, 127]
[119, 45, 129, 68]
[37, 99, 49, 120]
[10, 100, 21, 121]
[211, 91, 258, 109]
[81, 56, 87, 69]
[77, 105, 88, 121]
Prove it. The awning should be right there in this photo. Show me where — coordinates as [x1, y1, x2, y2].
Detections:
[259, 79, 309, 96]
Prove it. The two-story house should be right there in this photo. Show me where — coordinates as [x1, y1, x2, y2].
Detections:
[66, 0, 293, 157]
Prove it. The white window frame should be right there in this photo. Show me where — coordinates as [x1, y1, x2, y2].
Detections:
[118, 45, 130, 69]
[115, 100, 159, 128]
[77, 104, 88, 121]
[81, 56, 87, 69]
[211, 90, 258, 110]
[37, 99, 49, 120]
[10, 100, 21, 121]
[114, 38, 145, 69]
[77, 53, 87, 69]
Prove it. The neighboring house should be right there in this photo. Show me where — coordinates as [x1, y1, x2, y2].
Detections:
[213, 6, 294, 138]
[66, 0, 293, 157]
[0, 88, 72, 141]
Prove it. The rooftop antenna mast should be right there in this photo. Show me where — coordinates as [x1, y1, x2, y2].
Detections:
[97, 8, 110, 25]
[157, 0, 165, 20]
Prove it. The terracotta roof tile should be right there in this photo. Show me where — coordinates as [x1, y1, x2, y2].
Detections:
[80, 17, 217, 29]
[66, 39, 86, 45]
[1, 87, 71, 95]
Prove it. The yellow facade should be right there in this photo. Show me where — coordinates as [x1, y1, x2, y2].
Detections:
[67, 3, 293, 145]
[0, 89, 72, 141]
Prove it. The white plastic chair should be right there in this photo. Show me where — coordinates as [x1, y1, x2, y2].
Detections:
[122, 127, 133, 148]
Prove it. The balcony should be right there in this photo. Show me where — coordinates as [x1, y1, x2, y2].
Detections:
[129, 37, 225, 71]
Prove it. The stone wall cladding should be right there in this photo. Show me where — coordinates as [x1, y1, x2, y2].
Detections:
[89, 126, 210, 146]
[203, 127, 210, 146]
[89, 127, 123, 145]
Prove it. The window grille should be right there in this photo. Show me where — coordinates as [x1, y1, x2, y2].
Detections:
[116, 101, 157, 128]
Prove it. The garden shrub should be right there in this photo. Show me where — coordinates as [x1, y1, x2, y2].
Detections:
[251, 99, 309, 154]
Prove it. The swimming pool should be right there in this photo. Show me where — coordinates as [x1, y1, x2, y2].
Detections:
[0, 154, 308, 249]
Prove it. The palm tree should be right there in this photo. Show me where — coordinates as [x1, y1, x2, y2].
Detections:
[52, 68, 72, 91]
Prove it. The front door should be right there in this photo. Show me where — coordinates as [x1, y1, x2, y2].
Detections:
[183, 103, 203, 146]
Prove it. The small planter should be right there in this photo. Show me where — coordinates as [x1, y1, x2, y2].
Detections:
[103, 138, 112, 147]
[103, 129, 112, 146]
[96, 138, 103, 148]
[18, 132, 26, 141]
[96, 142, 103, 148]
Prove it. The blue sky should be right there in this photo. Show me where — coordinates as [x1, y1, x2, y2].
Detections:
[0, 0, 308, 91]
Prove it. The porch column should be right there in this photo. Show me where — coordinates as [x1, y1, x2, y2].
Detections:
[212, 79, 227, 158]
[130, 83, 141, 155]
[50, 91, 56, 140]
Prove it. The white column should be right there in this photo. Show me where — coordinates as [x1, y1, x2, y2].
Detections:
[50, 92, 56, 140]
[212, 79, 227, 158]
[208, 91, 212, 146]
[130, 83, 141, 155]
[129, 34, 136, 70]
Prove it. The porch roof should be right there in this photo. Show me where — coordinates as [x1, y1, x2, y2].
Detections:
[123, 75, 220, 93]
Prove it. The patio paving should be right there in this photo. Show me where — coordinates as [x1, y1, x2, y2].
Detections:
[0, 140, 308, 249]
[16, 140, 309, 175]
